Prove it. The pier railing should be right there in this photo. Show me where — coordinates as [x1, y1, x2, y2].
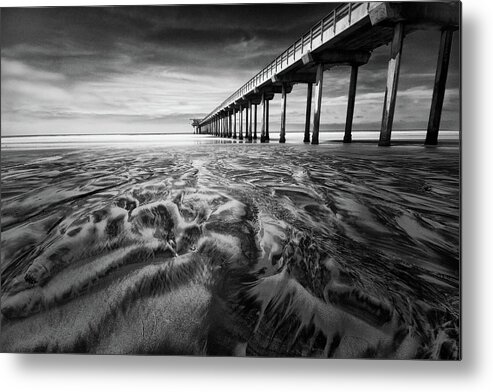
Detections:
[200, 2, 380, 124]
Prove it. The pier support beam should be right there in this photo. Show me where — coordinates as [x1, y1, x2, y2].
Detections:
[254, 104, 258, 140]
[225, 113, 228, 137]
[239, 107, 243, 140]
[226, 114, 229, 137]
[266, 100, 270, 141]
[379, 22, 404, 147]
[260, 94, 265, 142]
[248, 101, 253, 141]
[425, 28, 454, 145]
[245, 104, 250, 140]
[279, 84, 287, 143]
[304, 83, 313, 143]
[260, 93, 273, 143]
[344, 65, 359, 143]
[311, 63, 324, 145]
[229, 111, 232, 137]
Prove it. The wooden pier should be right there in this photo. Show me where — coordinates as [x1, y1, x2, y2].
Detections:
[195, 2, 460, 145]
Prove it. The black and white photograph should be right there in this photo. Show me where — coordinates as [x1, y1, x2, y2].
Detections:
[1, 1, 462, 360]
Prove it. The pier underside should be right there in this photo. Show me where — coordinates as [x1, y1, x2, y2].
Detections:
[198, 2, 459, 145]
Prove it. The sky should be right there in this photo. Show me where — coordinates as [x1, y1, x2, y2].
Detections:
[1, 2, 460, 136]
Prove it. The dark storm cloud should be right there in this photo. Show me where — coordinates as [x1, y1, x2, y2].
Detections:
[1, 3, 459, 135]
[2, 4, 338, 75]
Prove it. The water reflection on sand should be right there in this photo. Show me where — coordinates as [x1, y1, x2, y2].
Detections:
[0, 143, 460, 358]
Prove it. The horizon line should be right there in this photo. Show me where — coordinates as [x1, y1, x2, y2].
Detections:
[1, 128, 461, 138]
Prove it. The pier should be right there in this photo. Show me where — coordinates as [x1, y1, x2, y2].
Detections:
[191, 119, 202, 134]
[195, 2, 459, 145]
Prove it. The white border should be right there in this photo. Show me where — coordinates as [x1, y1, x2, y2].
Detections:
[1, 1, 492, 391]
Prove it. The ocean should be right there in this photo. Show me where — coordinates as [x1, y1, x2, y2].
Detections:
[0, 132, 460, 358]
[1, 130, 460, 150]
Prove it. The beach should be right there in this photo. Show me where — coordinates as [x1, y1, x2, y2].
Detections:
[0, 137, 460, 358]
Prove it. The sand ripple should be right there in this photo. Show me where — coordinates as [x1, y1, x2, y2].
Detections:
[1, 144, 459, 358]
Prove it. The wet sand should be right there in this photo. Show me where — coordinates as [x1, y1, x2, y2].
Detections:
[0, 142, 460, 358]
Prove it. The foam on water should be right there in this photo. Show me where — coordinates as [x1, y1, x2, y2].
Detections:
[0, 142, 460, 358]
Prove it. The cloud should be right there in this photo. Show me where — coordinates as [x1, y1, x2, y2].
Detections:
[1, 4, 460, 135]
[2, 59, 66, 82]
[1, 54, 256, 135]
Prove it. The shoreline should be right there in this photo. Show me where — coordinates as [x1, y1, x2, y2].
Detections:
[1, 131, 460, 151]
[0, 129, 461, 138]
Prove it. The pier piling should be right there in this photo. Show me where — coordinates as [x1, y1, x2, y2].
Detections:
[260, 93, 273, 142]
[260, 94, 266, 142]
[239, 106, 244, 140]
[425, 28, 454, 145]
[304, 83, 313, 143]
[228, 111, 232, 137]
[248, 101, 253, 141]
[254, 104, 258, 140]
[379, 22, 404, 147]
[265, 95, 271, 141]
[279, 84, 287, 143]
[344, 65, 359, 143]
[233, 107, 237, 138]
[311, 63, 324, 145]
[245, 103, 250, 140]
